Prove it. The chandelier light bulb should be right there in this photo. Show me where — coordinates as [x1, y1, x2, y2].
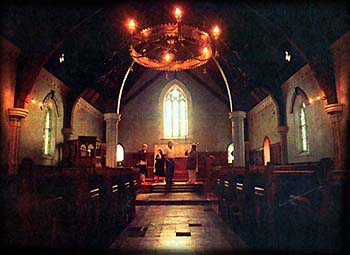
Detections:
[31, 99, 36, 104]
[164, 52, 174, 63]
[202, 46, 209, 57]
[127, 19, 136, 33]
[174, 7, 182, 22]
[212, 25, 220, 40]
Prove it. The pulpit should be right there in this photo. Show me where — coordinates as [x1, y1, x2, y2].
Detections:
[64, 136, 106, 167]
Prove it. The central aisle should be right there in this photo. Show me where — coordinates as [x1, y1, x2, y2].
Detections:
[109, 201, 248, 254]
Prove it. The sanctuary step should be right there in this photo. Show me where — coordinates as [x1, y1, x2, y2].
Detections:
[135, 191, 219, 205]
[139, 181, 204, 193]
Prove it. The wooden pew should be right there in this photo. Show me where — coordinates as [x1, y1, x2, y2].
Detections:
[248, 163, 322, 250]
[214, 162, 326, 251]
[7, 165, 141, 250]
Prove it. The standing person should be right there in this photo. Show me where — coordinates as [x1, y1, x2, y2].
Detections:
[138, 144, 148, 182]
[154, 148, 165, 183]
[185, 144, 197, 184]
[164, 141, 175, 185]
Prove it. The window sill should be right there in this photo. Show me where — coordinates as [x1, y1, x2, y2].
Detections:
[159, 137, 193, 144]
[296, 151, 311, 157]
[42, 154, 54, 159]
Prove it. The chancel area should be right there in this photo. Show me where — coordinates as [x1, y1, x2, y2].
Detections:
[1, 1, 349, 254]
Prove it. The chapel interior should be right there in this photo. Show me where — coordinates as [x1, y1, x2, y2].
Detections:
[0, 1, 349, 254]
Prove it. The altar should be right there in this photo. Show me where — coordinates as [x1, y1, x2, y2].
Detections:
[154, 143, 192, 158]
[153, 143, 195, 180]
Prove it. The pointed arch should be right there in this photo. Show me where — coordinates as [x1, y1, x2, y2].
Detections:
[116, 143, 125, 162]
[227, 143, 234, 164]
[290, 87, 310, 114]
[263, 136, 271, 166]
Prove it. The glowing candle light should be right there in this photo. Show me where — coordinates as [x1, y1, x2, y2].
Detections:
[164, 52, 174, 62]
[174, 7, 182, 21]
[212, 25, 220, 40]
[31, 99, 36, 104]
[202, 46, 210, 58]
[127, 19, 136, 33]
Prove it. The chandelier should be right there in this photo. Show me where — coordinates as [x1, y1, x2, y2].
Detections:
[126, 7, 221, 72]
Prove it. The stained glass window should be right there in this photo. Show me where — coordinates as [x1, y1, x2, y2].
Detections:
[44, 108, 52, 155]
[164, 86, 188, 138]
[300, 102, 308, 152]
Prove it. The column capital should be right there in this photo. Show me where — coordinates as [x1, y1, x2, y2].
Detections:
[277, 125, 289, 134]
[103, 112, 121, 122]
[62, 127, 73, 136]
[228, 111, 246, 120]
[8, 108, 28, 119]
[324, 103, 344, 116]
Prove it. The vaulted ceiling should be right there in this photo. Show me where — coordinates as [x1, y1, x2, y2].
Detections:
[2, 1, 348, 115]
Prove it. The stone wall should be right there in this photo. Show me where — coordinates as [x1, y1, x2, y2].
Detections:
[71, 97, 104, 141]
[118, 70, 231, 156]
[20, 69, 67, 165]
[247, 95, 281, 164]
[282, 64, 334, 163]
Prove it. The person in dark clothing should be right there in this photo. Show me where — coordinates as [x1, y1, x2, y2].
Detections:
[154, 148, 165, 182]
[164, 141, 175, 185]
[137, 144, 148, 182]
[185, 144, 197, 183]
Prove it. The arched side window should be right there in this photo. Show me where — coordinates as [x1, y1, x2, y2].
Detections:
[80, 144, 87, 157]
[42, 97, 58, 159]
[263, 137, 271, 166]
[163, 85, 188, 138]
[43, 108, 52, 155]
[227, 143, 234, 164]
[116, 143, 124, 162]
[299, 102, 309, 152]
[87, 144, 94, 157]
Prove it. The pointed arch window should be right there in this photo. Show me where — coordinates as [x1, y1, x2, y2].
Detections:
[163, 85, 188, 138]
[116, 143, 124, 162]
[44, 108, 52, 155]
[227, 143, 234, 164]
[263, 137, 271, 166]
[42, 101, 57, 158]
[299, 102, 309, 152]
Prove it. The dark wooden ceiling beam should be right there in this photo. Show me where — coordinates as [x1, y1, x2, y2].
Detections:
[250, 89, 262, 102]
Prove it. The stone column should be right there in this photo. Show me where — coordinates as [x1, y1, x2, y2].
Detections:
[324, 103, 345, 171]
[103, 113, 121, 168]
[229, 111, 246, 167]
[61, 128, 73, 165]
[277, 125, 289, 164]
[7, 108, 28, 175]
